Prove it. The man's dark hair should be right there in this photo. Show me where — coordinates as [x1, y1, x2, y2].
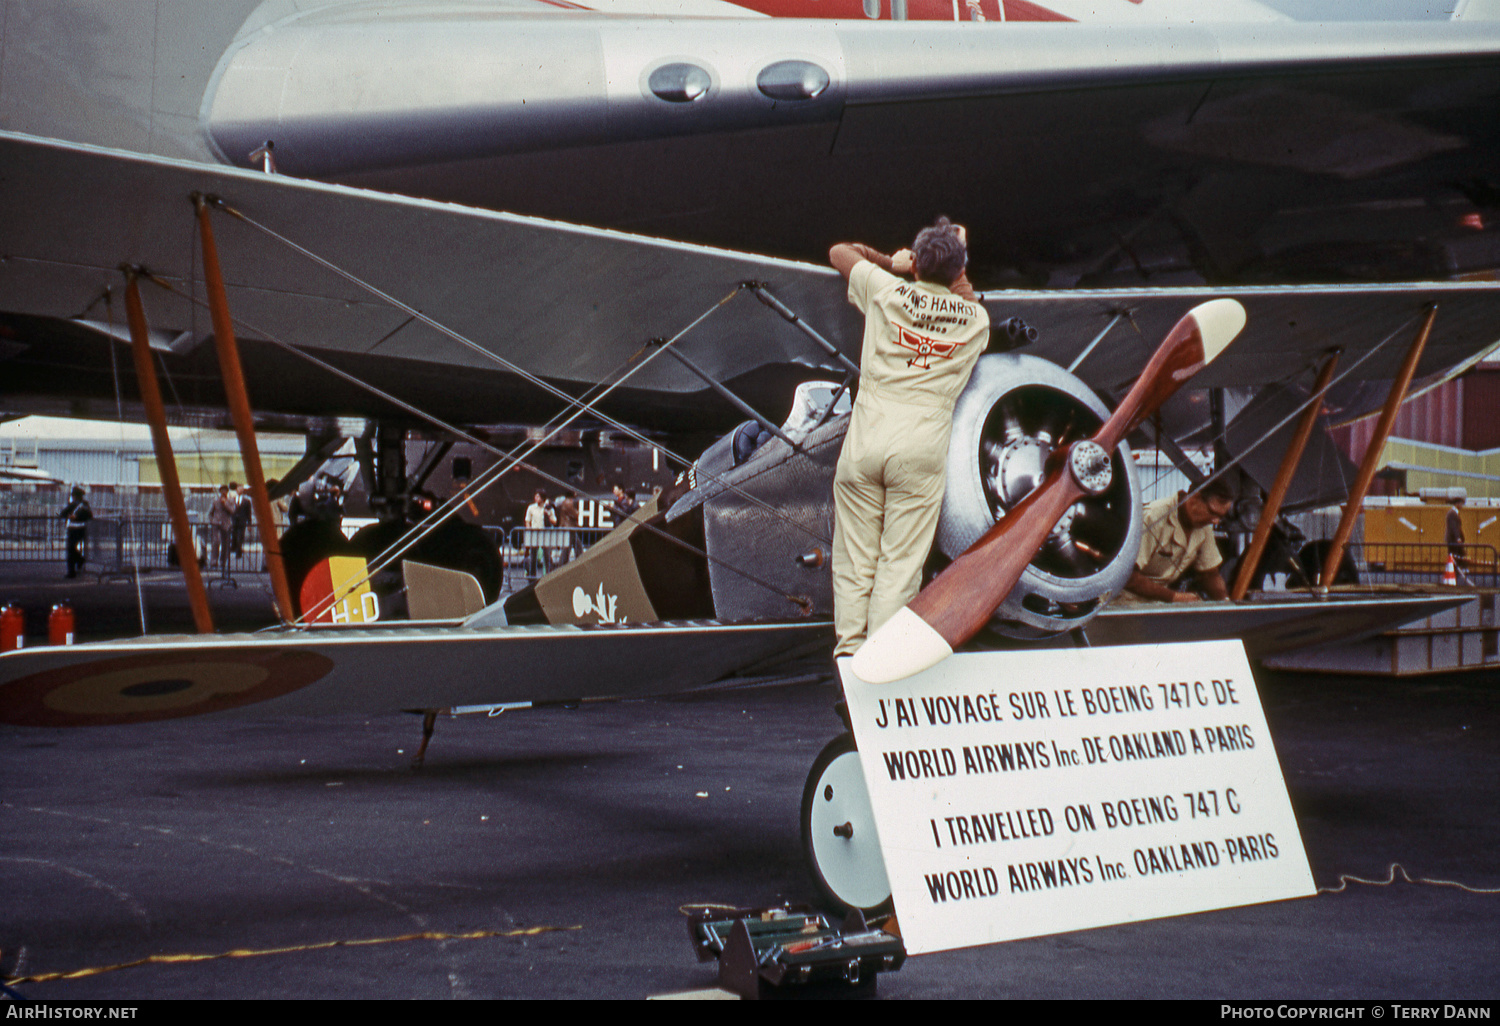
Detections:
[1200, 479, 1235, 504]
[911, 217, 966, 287]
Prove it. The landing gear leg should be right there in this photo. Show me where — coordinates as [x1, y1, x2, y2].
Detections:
[800, 732, 893, 917]
[413, 709, 438, 768]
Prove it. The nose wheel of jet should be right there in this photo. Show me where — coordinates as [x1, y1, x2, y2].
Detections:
[800, 733, 893, 917]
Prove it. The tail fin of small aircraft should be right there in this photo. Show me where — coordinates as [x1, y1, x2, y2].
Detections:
[404, 561, 486, 621]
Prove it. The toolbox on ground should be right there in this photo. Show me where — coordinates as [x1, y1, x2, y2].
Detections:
[685, 903, 906, 999]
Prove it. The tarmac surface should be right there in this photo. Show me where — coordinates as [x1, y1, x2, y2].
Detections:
[2, 563, 1499, 1000]
[2, 631, 1498, 1000]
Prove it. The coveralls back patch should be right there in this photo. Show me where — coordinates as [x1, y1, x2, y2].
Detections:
[833, 261, 989, 656]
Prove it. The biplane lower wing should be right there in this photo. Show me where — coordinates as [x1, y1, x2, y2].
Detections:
[1081, 592, 1467, 659]
[0, 592, 1462, 728]
[0, 620, 833, 728]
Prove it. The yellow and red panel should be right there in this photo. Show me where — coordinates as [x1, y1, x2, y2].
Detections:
[300, 556, 381, 625]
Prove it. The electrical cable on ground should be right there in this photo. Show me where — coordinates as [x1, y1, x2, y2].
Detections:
[1318, 862, 1500, 896]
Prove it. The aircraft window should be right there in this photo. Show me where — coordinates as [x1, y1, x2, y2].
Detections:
[863, 0, 881, 17]
[757, 61, 831, 102]
[648, 63, 712, 103]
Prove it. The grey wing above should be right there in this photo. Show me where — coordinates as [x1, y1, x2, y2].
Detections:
[2, 130, 1499, 449]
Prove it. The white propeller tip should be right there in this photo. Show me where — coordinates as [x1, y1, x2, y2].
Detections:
[1188, 298, 1246, 365]
[849, 607, 954, 685]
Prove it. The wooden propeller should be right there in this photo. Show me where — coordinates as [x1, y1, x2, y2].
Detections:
[850, 299, 1247, 685]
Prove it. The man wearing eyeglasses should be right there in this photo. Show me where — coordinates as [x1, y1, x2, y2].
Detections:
[1121, 481, 1235, 604]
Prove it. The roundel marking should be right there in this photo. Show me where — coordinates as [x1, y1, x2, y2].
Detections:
[0, 648, 335, 727]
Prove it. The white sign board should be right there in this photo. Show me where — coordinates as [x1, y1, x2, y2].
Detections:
[839, 640, 1315, 956]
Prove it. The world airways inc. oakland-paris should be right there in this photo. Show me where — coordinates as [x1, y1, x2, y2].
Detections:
[923, 832, 1283, 903]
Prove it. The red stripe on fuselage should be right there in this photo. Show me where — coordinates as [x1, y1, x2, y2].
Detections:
[717, 0, 1072, 20]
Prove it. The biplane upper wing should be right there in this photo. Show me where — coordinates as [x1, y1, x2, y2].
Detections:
[3, 129, 1500, 438]
[0, 130, 858, 434]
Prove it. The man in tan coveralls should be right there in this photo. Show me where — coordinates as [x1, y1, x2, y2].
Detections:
[829, 219, 991, 657]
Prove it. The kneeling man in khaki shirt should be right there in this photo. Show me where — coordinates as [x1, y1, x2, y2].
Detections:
[1121, 481, 1234, 603]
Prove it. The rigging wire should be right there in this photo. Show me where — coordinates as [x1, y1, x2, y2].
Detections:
[138, 271, 813, 622]
[102, 287, 149, 635]
[192, 201, 835, 549]
[210, 200, 831, 503]
[1134, 311, 1421, 540]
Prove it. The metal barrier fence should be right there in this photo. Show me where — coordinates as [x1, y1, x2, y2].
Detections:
[10, 516, 1495, 594]
[1, 516, 615, 588]
[1351, 541, 1500, 588]
[0, 514, 274, 580]
[494, 526, 609, 585]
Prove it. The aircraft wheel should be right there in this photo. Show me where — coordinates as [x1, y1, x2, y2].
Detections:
[800, 732, 892, 917]
[350, 518, 503, 604]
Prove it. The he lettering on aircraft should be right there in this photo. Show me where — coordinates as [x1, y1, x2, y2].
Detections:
[1120, 480, 1234, 603]
[828, 218, 990, 658]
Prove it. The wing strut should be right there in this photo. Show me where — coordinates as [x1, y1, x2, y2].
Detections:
[122, 269, 214, 634]
[1320, 306, 1438, 589]
[747, 283, 862, 379]
[657, 343, 805, 453]
[194, 194, 296, 623]
[1230, 348, 1341, 601]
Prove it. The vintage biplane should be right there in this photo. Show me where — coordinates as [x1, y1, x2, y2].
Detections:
[3, 1, 1500, 912]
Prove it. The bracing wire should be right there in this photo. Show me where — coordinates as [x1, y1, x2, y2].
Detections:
[209, 201, 833, 550]
[1134, 311, 1421, 543]
[102, 287, 149, 634]
[210, 201, 829, 498]
[139, 269, 813, 621]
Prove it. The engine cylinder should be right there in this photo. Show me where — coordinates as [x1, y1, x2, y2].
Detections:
[938, 354, 1142, 639]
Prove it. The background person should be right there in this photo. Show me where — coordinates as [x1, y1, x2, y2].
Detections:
[1443, 492, 1471, 578]
[58, 486, 92, 579]
[610, 484, 638, 523]
[524, 489, 555, 575]
[554, 492, 579, 563]
[229, 481, 252, 556]
[208, 484, 235, 570]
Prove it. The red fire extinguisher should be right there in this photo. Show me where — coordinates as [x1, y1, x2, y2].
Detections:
[1, 603, 24, 652]
[49, 601, 76, 646]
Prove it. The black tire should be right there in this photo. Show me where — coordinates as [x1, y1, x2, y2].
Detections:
[800, 732, 893, 918]
[1299, 539, 1359, 587]
[349, 517, 504, 608]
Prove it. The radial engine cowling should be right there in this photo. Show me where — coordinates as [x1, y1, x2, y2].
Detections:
[936, 353, 1143, 640]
